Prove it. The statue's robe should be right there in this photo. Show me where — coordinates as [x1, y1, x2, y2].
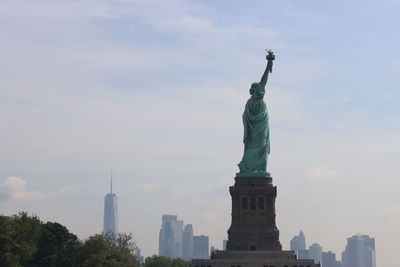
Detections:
[238, 84, 270, 173]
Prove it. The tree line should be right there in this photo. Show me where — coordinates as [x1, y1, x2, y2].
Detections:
[0, 212, 187, 267]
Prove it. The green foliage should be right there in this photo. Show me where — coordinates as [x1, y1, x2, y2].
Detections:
[170, 258, 188, 267]
[0, 212, 42, 267]
[0, 212, 140, 267]
[104, 232, 137, 256]
[30, 222, 81, 267]
[79, 234, 139, 267]
[144, 255, 188, 267]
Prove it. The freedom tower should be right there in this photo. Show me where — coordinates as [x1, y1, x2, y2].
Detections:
[191, 51, 320, 267]
[103, 174, 118, 235]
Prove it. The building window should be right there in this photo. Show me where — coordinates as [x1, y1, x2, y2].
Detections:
[242, 197, 248, 210]
[258, 197, 265, 209]
[250, 245, 256, 250]
[250, 197, 256, 210]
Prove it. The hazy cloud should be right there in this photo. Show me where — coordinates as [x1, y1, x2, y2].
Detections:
[136, 184, 161, 193]
[377, 203, 400, 218]
[305, 167, 336, 182]
[0, 177, 77, 201]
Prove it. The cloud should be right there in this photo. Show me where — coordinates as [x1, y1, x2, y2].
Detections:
[0, 176, 77, 201]
[136, 184, 161, 193]
[305, 167, 336, 182]
[57, 185, 79, 196]
[377, 203, 400, 218]
[0, 176, 25, 201]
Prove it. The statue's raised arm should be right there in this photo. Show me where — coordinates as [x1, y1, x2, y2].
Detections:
[259, 49, 275, 88]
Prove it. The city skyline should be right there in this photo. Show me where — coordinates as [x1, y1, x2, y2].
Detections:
[1, 1, 399, 266]
[158, 214, 209, 260]
[290, 230, 376, 267]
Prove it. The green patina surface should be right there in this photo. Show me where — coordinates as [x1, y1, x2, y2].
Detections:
[237, 51, 275, 178]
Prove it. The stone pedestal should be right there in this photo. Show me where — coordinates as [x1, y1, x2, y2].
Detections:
[191, 250, 320, 267]
[227, 176, 282, 251]
[190, 176, 321, 267]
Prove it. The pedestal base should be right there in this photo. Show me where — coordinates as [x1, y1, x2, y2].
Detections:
[227, 177, 282, 251]
[190, 250, 320, 267]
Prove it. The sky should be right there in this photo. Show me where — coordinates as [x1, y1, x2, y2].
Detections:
[1, 0, 399, 265]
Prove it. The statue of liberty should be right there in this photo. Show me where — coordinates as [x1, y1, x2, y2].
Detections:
[237, 50, 275, 177]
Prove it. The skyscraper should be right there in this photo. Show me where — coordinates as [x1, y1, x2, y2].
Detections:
[298, 249, 310, 260]
[103, 175, 118, 234]
[182, 224, 194, 260]
[290, 230, 306, 254]
[342, 234, 376, 267]
[193, 235, 209, 259]
[323, 251, 341, 267]
[158, 215, 183, 258]
[309, 243, 323, 264]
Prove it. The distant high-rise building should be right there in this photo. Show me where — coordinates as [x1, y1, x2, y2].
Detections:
[135, 247, 144, 264]
[158, 215, 183, 258]
[223, 239, 227, 250]
[182, 224, 194, 260]
[159, 215, 176, 257]
[290, 230, 306, 256]
[323, 251, 341, 267]
[103, 175, 118, 234]
[298, 249, 310, 260]
[309, 243, 323, 264]
[193, 235, 209, 259]
[170, 219, 183, 258]
[210, 246, 216, 255]
[342, 234, 376, 267]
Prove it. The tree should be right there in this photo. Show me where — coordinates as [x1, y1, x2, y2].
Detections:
[0, 212, 140, 267]
[104, 232, 137, 256]
[29, 222, 81, 267]
[0, 212, 42, 267]
[171, 258, 188, 267]
[79, 234, 109, 267]
[79, 234, 139, 267]
[144, 255, 187, 267]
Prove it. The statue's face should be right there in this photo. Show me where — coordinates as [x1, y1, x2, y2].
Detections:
[249, 83, 258, 95]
